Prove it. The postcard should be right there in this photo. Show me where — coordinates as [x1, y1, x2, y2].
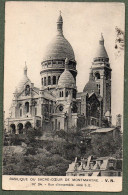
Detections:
[3, 1, 125, 191]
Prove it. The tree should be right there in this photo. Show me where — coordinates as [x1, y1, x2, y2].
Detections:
[85, 132, 122, 158]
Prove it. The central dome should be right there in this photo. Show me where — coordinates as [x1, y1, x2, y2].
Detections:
[43, 35, 75, 61]
[43, 14, 75, 61]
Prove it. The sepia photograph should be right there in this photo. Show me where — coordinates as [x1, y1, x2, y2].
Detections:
[3, 1, 124, 191]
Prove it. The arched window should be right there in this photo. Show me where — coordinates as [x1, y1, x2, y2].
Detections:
[66, 91, 68, 97]
[95, 73, 100, 80]
[25, 85, 30, 96]
[20, 109, 22, 117]
[48, 76, 51, 85]
[35, 107, 37, 116]
[97, 84, 100, 94]
[73, 89, 76, 98]
[53, 76, 56, 85]
[25, 121, 32, 129]
[55, 119, 57, 130]
[62, 91, 63, 97]
[25, 102, 29, 113]
[44, 77, 46, 86]
[58, 75, 60, 84]
[42, 78, 43, 85]
[58, 122, 60, 130]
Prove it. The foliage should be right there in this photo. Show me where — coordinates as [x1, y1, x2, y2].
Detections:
[3, 146, 71, 175]
[85, 132, 122, 158]
[3, 127, 122, 176]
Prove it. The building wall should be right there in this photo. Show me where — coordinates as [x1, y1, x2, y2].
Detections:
[92, 66, 111, 115]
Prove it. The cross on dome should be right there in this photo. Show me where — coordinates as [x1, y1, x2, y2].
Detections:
[24, 61, 27, 76]
[99, 33, 104, 45]
[101, 33, 104, 39]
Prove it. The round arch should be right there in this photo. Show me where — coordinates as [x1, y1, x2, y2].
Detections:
[17, 123, 23, 134]
[55, 104, 64, 113]
[25, 121, 32, 129]
[95, 72, 100, 80]
[10, 124, 16, 134]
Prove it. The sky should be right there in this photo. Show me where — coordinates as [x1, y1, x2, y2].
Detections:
[4, 2, 125, 126]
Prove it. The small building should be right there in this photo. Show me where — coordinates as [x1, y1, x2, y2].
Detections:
[66, 156, 122, 176]
[90, 127, 120, 139]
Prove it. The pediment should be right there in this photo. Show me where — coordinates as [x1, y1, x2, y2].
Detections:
[17, 84, 39, 99]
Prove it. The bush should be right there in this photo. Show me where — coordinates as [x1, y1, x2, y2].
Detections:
[85, 132, 122, 158]
[3, 129, 122, 176]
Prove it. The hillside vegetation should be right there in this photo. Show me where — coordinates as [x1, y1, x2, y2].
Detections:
[3, 127, 122, 175]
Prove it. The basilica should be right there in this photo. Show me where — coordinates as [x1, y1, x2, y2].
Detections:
[6, 14, 112, 134]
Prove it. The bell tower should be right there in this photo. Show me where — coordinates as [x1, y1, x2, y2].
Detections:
[91, 34, 112, 116]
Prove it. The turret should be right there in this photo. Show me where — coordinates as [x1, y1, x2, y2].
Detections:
[57, 58, 76, 102]
[91, 34, 112, 116]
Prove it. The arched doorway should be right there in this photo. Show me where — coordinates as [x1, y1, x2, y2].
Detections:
[10, 124, 16, 134]
[17, 123, 23, 134]
[25, 121, 32, 130]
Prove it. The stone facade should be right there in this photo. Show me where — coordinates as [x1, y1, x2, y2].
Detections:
[6, 14, 112, 134]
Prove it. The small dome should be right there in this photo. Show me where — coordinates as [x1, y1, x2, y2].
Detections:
[16, 66, 31, 93]
[58, 69, 75, 86]
[43, 14, 75, 61]
[94, 34, 108, 59]
[83, 80, 98, 94]
[83, 70, 98, 94]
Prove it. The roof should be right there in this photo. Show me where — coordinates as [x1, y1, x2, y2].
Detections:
[96, 157, 116, 161]
[43, 14, 75, 61]
[41, 90, 56, 101]
[91, 128, 116, 134]
[58, 69, 75, 86]
[94, 34, 108, 59]
[15, 66, 31, 93]
[83, 76, 99, 94]
[43, 34, 75, 61]
[81, 125, 99, 131]
[33, 87, 39, 94]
